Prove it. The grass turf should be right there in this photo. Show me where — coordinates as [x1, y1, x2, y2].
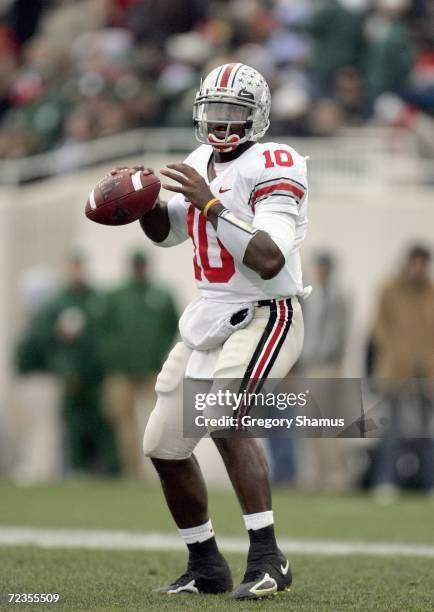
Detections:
[1, 480, 433, 610]
[1, 480, 433, 544]
[1, 547, 434, 611]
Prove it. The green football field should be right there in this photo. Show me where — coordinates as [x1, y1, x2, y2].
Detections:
[1, 480, 433, 611]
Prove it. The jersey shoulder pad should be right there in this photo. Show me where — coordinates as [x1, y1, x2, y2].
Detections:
[242, 142, 308, 211]
[242, 142, 307, 184]
[183, 144, 212, 168]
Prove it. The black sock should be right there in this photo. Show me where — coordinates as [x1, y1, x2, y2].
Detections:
[187, 536, 220, 562]
[247, 525, 278, 557]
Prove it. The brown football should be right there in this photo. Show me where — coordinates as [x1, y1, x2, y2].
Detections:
[85, 169, 161, 226]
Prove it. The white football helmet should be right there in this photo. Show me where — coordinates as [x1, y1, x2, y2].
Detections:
[193, 63, 271, 151]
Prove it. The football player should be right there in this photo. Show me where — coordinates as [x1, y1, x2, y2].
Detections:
[139, 63, 308, 599]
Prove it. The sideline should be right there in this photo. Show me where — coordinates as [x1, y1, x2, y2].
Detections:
[1, 527, 434, 558]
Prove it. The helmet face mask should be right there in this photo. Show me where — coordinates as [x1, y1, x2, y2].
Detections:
[193, 63, 271, 152]
[193, 100, 254, 150]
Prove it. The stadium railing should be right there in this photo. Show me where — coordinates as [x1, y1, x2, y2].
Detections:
[0, 127, 428, 191]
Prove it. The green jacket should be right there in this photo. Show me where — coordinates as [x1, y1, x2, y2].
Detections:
[364, 20, 413, 98]
[310, 1, 364, 80]
[43, 283, 105, 379]
[100, 281, 178, 375]
[15, 309, 53, 374]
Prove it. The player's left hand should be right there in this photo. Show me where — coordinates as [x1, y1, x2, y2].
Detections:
[160, 163, 215, 211]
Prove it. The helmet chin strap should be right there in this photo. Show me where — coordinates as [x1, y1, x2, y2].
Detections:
[207, 133, 242, 153]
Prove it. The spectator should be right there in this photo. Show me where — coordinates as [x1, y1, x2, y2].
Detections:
[123, 0, 205, 43]
[363, 0, 413, 100]
[308, 98, 345, 136]
[101, 250, 178, 479]
[374, 245, 433, 379]
[333, 66, 368, 125]
[44, 251, 118, 475]
[3, 37, 73, 156]
[298, 252, 351, 491]
[371, 245, 434, 499]
[373, 92, 434, 167]
[266, 427, 298, 487]
[309, 0, 366, 95]
[0, 24, 18, 121]
[300, 253, 350, 372]
[3, 0, 45, 46]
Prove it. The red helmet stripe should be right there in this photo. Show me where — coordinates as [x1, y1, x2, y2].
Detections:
[219, 63, 237, 88]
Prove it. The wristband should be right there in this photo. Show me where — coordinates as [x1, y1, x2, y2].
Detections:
[216, 208, 257, 262]
[202, 197, 220, 218]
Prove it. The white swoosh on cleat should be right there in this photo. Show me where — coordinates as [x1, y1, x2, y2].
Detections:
[249, 573, 277, 596]
[168, 580, 198, 594]
[280, 560, 290, 575]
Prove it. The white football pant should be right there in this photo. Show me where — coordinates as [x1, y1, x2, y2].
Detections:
[143, 297, 303, 460]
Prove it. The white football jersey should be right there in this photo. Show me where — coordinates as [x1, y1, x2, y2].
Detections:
[162, 142, 308, 303]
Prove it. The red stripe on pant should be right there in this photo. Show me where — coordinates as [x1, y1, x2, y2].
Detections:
[236, 300, 289, 430]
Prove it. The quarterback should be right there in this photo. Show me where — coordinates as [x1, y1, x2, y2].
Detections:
[138, 63, 308, 599]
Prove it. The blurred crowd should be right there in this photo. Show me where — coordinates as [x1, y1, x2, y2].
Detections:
[268, 244, 434, 499]
[11, 249, 178, 482]
[9, 244, 434, 500]
[1, 0, 434, 159]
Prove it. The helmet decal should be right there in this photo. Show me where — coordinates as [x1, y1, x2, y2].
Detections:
[214, 63, 242, 88]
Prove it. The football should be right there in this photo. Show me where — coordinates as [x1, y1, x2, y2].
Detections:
[85, 168, 161, 226]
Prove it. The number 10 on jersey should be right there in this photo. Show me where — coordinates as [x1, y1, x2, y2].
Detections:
[262, 149, 294, 168]
[187, 205, 236, 283]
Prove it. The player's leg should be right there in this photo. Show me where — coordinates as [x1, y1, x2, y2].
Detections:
[214, 435, 289, 598]
[213, 437, 272, 513]
[143, 342, 232, 594]
[212, 297, 304, 599]
[151, 454, 207, 527]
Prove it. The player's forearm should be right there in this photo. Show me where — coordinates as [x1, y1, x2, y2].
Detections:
[139, 200, 170, 242]
[208, 206, 285, 280]
[244, 233, 285, 279]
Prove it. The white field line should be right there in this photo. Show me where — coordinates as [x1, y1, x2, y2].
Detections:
[0, 527, 434, 558]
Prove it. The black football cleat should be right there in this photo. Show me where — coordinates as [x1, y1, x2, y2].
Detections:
[231, 550, 292, 600]
[154, 554, 233, 595]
